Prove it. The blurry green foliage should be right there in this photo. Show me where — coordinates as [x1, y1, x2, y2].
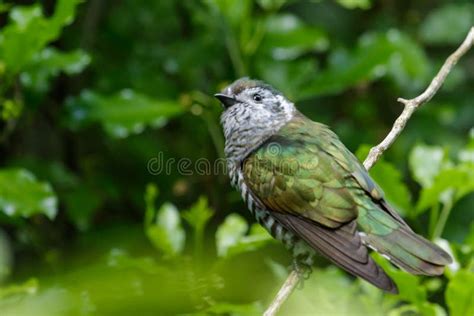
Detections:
[66, 90, 184, 138]
[446, 269, 474, 316]
[216, 213, 273, 258]
[0, 0, 473, 315]
[356, 145, 412, 216]
[21, 47, 90, 92]
[182, 196, 214, 258]
[0, 0, 82, 74]
[0, 278, 38, 299]
[0, 230, 12, 283]
[417, 162, 474, 213]
[420, 3, 474, 45]
[0, 99, 20, 120]
[145, 184, 185, 257]
[336, 0, 372, 10]
[373, 253, 444, 315]
[0, 168, 57, 219]
[216, 214, 248, 257]
[409, 144, 445, 188]
[300, 30, 430, 98]
[262, 14, 329, 59]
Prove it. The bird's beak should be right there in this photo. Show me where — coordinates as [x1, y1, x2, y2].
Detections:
[214, 93, 239, 109]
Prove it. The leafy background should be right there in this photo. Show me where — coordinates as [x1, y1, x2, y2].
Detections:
[0, 0, 473, 315]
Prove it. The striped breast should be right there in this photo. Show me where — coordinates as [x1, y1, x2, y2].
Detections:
[230, 165, 315, 266]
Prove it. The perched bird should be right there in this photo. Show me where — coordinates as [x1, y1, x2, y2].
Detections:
[215, 78, 452, 293]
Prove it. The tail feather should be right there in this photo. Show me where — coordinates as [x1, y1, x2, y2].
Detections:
[272, 212, 399, 293]
[359, 206, 452, 276]
[361, 228, 448, 275]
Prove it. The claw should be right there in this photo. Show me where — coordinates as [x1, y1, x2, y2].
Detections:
[290, 260, 313, 289]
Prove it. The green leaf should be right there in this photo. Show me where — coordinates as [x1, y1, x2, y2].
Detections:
[0, 286, 78, 315]
[144, 184, 185, 257]
[216, 214, 248, 257]
[465, 223, 474, 249]
[389, 303, 446, 316]
[336, 0, 372, 10]
[205, 0, 252, 27]
[0, 3, 11, 14]
[0, 5, 48, 73]
[182, 197, 214, 233]
[356, 145, 412, 216]
[372, 253, 426, 304]
[0, 278, 38, 299]
[0, 0, 83, 74]
[417, 164, 474, 212]
[106, 248, 164, 273]
[256, 59, 316, 100]
[204, 302, 264, 316]
[146, 202, 186, 257]
[281, 267, 383, 316]
[409, 144, 445, 188]
[266, 259, 289, 280]
[1, 99, 21, 120]
[0, 168, 57, 219]
[369, 161, 412, 217]
[299, 30, 429, 98]
[256, 0, 287, 11]
[459, 130, 474, 163]
[182, 197, 214, 258]
[459, 147, 474, 164]
[419, 4, 474, 45]
[66, 90, 184, 138]
[216, 213, 274, 258]
[50, 0, 83, 28]
[21, 48, 90, 92]
[0, 230, 12, 282]
[392, 303, 447, 316]
[225, 224, 274, 257]
[261, 14, 328, 60]
[446, 270, 474, 316]
[417, 302, 447, 316]
[63, 185, 101, 231]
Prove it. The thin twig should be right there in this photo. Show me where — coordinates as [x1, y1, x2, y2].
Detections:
[364, 27, 474, 170]
[432, 194, 454, 240]
[263, 270, 300, 316]
[263, 27, 474, 316]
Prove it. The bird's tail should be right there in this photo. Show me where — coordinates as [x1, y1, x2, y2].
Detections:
[358, 203, 452, 276]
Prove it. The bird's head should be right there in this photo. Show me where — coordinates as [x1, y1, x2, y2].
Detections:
[215, 78, 296, 160]
[215, 78, 293, 116]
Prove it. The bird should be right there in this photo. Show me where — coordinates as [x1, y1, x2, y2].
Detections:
[214, 78, 452, 294]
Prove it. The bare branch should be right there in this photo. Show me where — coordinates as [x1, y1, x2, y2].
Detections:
[263, 27, 474, 316]
[364, 26, 474, 170]
[263, 270, 299, 316]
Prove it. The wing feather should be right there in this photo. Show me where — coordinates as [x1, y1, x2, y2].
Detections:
[241, 113, 404, 292]
[272, 212, 398, 293]
[243, 118, 360, 228]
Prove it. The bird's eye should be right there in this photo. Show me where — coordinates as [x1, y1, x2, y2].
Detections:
[253, 94, 263, 102]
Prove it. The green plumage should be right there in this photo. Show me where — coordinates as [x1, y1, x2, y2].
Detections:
[216, 78, 452, 293]
[243, 112, 452, 292]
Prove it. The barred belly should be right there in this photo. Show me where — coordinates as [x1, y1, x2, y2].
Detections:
[232, 168, 315, 267]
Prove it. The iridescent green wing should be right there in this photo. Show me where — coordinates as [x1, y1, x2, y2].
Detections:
[242, 114, 398, 293]
[317, 121, 413, 228]
[243, 115, 360, 228]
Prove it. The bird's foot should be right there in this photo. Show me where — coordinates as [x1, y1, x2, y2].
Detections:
[291, 260, 313, 289]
